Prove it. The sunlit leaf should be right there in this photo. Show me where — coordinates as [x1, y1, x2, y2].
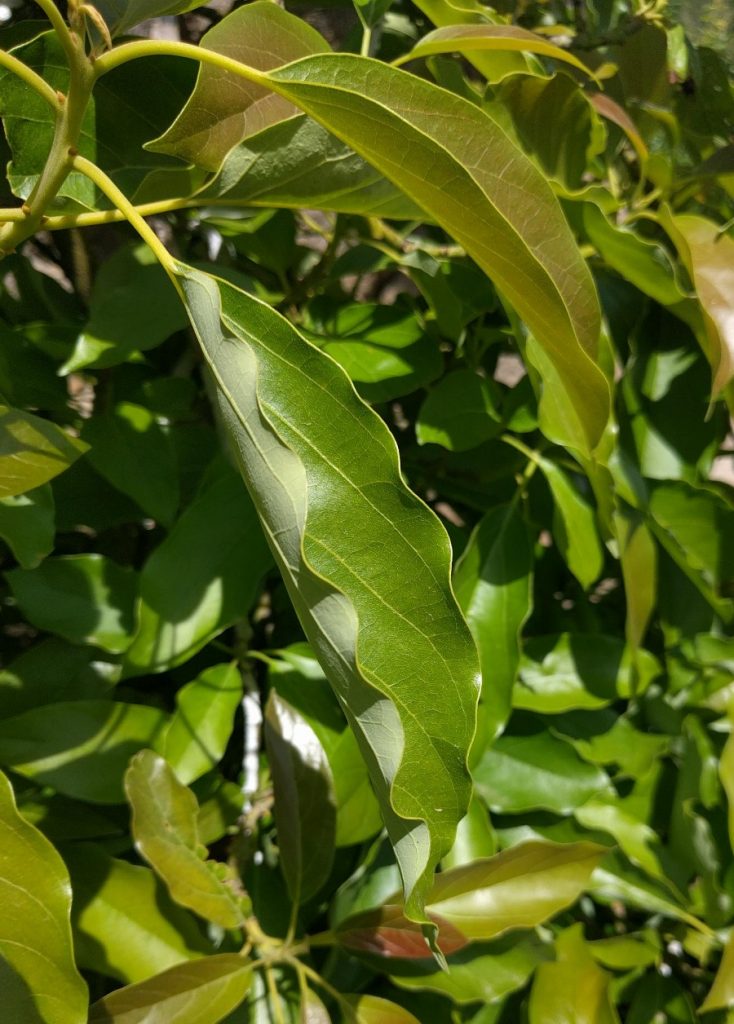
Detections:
[346, 995, 421, 1024]
[163, 663, 242, 785]
[0, 404, 87, 499]
[417, 370, 501, 451]
[701, 932, 734, 1013]
[529, 924, 619, 1024]
[0, 770, 88, 1024]
[93, 1, 201, 38]
[125, 750, 249, 929]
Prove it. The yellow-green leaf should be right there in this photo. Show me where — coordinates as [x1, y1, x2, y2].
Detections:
[0, 404, 87, 499]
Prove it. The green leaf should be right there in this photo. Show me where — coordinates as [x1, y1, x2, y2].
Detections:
[552, 712, 669, 780]
[590, 851, 707, 933]
[661, 208, 734, 397]
[150, 3, 329, 171]
[416, 370, 501, 451]
[514, 634, 660, 714]
[529, 924, 618, 1024]
[163, 663, 242, 786]
[123, 463, 272, 676]
[453, 503, 534, 739]
[614, 510, 657, 654]
[0, 700, 167, 803]
[536, 457, 603, 590]
[720, 731, 734, 853]
[93, 1, 202, 38]
[200, 114, 421, 219]
[391, 933, 550, 1004]
[176, 262, 479, 927]
[0, 404, 87, 499]
[81, 402, 179, 526]
[305, 301, 442, 403]
[7, 554, 137, 653]
[125, 750, 248, 929]
[701, 933, 734, 1013]
[0, 484, 54, 568]
[0, 770, 88, 1024]
[64, 844, 211, 984]
[346, 996, 421, 1024]
[646, 480, 734, 622]
[260, 54, 608, 455]
[264, 691, 336, 904]
[396, 25, 597, 82]
[88, 956, 252, 1024]
[473, 728, 612, 814]
[442, 794, 497, 870]
[424, 841, 605, 941]
[336, 902, 468, 959]
[62, 244, 188, 373]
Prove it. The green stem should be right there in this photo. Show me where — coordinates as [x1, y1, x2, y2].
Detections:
[70, 154, 178, 280]
[93, 38, 270, 87]
[0, 49, 62, 111]
[287, 959, 358, 1021]
[0, 29, 93, 257]
[33, 0, 78, 66]
[42, 196, 197, 230]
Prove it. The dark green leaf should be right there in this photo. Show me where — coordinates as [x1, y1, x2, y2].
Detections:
[94, 1, 201, 38]
[264, 691, 336, 904]
[0, 639, 118, 719]
[0, 483, 54, 568]
[7, 554, 137, 653]
[416, 370, 501, 451]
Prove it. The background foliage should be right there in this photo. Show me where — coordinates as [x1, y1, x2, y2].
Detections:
[1, 0, 733, 1021]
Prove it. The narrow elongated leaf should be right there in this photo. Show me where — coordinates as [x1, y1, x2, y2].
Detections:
[537, 456, 603, 589]
[125, 750, 248, 929]
[395, 25, 597, 81]
[176, 262, 479, 926]
[151, 3, 329, 171]
[264, 691, 336, 904]
[88, 956, 252, 1024]
[164, 663, 242, 785]
[720, 732, 734, 852]
[65, 845, 211, 983]
[0, 701, 167, 803]
[0, 770, 88, 1024]
[260, 55, 608, 454]
[0, 404, 87, 499]
[701, 933, 734, 1013]
[661, 208, 734, 396]
[453, 503, 533, 740]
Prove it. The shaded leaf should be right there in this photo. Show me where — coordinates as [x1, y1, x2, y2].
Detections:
[453, 503, 534, 739]
[88, 956, 252, 1024]
[0, 484, 54, 568]
[300, 988, 330, 1024]
[0, 700, 167, 803]
[93, 1, 201, 38]
[442, 795, 497, 870]
[125, 750, 248, 929]
[473, 729, 612, 814]
[177, 262, 479, 926]
[264, 691, 336, 904]
[65, 844, 211, 984]
[150, 3, 329, 171]
[416, 370, 501, 451]
[123, 463, 272, 676]
[0, 404, 87, 499]
[0, 770, 87, 1024]
[537, 456, 603, 589]
[164, 663, 242, 786]
[337, 904, 468, 959]
[701, 932, 734, 1013]
[7, 554, 137, 653]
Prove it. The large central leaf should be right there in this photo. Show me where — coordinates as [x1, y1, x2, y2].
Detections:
[175, 262, 479, 930]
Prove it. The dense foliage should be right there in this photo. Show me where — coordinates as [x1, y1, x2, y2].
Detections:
[0, 0, 733, 1020]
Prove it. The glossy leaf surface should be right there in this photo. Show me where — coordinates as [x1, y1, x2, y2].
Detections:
[163, 663, 242, 785]
[0, 405, 87, 499]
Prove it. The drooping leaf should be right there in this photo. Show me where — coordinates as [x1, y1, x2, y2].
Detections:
[264, 691, 337, 904]
[0, 404, 87, 499]
[473, 729, 612, 814]
[150, 3, 329, 171]
[81, 402, 179, 526]
[614, 510, 657, 654]
[123, 462, 272, 676]
[125, 750, 248, 929]
[529, 924, 619, 1024]
[442, 795, 497, 870]
[6, 554, 137, 653]
[200, 114, 421, 219]
[62, 244, 188, 373]
[536, 456, 604, 590]
[0, 484, 54, 568]
[701, 932, 734, 1013]
[0, 701, 167, 803]
[65, 844, 211, 984]
[176, 261, 479, 926]
[258, 55, 608, 455]
[395, 25, 597, 81]
[163, 663, 242, 785]
[720, 731, 734, 852]
[88, 956, 253, 1024]
[0, 770, 88, 1024]
[416, 370, 502, 451]
[453, 503, 534, 740]
[660, 208, 734, 397]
